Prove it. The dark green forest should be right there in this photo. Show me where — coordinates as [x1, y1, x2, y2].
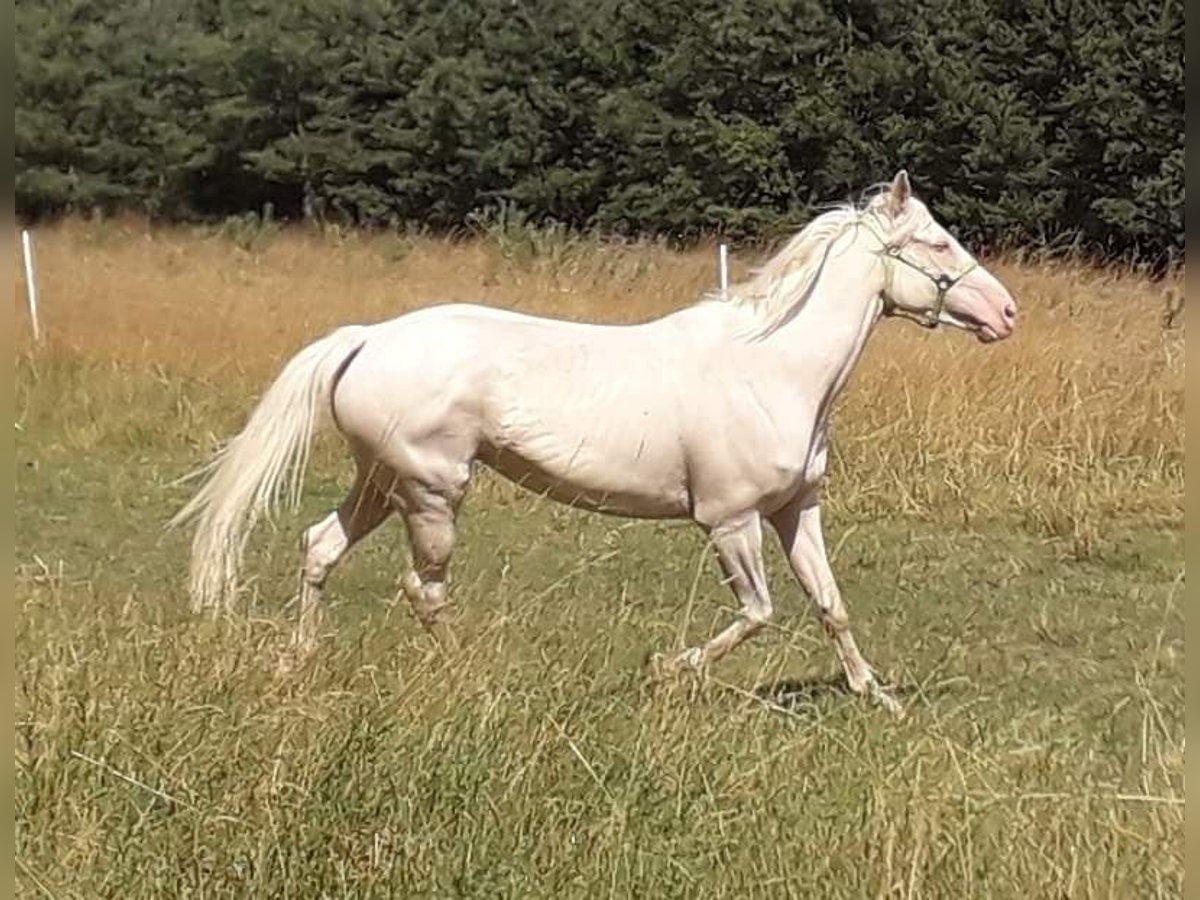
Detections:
[15, 0, 1184, 264]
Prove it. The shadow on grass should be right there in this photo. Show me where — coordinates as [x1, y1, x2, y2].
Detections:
[753, 675, 853, 708]
[753, 675, 955, 710]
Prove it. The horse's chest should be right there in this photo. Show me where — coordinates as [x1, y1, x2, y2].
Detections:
[755, 423, 829, 505]
[804, 423, 831, 483]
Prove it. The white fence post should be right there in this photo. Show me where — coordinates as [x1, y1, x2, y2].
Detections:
[718, 242, 729, 298]
[21, 229, 41, 343]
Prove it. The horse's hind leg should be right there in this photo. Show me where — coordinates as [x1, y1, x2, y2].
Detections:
[399, 487, 462, 650]
[668, 511, 774, 673]
[294, 463, 392, 653]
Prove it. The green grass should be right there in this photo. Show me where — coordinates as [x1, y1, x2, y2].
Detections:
[15, 355, 1183, 898]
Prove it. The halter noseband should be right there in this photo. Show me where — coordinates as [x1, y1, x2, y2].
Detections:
[865, 216, 978, 329]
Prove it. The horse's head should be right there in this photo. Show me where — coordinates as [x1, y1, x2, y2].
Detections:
[865, 171, 1016, 343]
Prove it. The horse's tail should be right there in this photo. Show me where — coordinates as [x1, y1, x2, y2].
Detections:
[170, 325, 370, 613]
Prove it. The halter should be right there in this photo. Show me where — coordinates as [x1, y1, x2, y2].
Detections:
[860, 213, 978, 329]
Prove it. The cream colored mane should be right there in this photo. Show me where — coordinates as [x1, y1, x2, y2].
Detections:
[709, 203, 864, 337]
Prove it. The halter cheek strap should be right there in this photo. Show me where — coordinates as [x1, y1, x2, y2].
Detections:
[880, 243, 977, 328]
[863, 215, 978, 329]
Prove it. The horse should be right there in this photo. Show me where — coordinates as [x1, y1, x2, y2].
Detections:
[171, 171, 1016, 713]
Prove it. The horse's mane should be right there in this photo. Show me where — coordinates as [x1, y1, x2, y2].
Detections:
[706, 186, 894, 338]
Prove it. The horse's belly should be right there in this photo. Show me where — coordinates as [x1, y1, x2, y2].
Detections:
[478, 432, 690, 519]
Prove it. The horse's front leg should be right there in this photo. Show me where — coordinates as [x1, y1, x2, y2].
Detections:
[769, 492, 903, 715]
[668, 511, 774, 673]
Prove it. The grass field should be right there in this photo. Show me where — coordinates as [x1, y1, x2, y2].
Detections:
[15, 218, 1184, 897]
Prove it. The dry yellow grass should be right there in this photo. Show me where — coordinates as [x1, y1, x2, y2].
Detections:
[14, 217, 1184, 896]
[13, 215, 1183, 533]
[12, 217, 713, 373]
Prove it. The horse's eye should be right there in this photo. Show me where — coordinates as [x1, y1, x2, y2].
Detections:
[932, 242, 950, 253]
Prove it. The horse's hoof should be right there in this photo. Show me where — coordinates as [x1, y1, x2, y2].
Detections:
[643, 651, 672, 684]
[643, 651, 689, 685]
[867, 681, 905, 718]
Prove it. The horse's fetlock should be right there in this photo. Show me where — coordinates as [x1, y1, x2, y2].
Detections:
[821, 609, 850, 635]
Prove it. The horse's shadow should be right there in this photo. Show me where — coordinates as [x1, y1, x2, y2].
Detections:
[754, 675, 849, 707]
[752, 675, 936, 711]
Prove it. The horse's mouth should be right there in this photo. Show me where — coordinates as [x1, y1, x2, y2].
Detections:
[941, 309, 1003, 342]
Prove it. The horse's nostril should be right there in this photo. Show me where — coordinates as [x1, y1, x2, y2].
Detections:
[1004, 304, 1016, 320]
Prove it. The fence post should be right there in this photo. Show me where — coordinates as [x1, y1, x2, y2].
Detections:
[21, 229, 41, 343]
[718, 242, 729, 298]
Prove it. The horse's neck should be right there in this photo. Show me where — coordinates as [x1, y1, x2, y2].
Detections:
[765, 243, 885, 418]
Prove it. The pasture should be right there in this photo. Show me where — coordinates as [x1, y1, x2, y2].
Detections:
[15, 218, 1184, 897]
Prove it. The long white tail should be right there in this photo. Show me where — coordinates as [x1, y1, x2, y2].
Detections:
[171, 325, 369, 613]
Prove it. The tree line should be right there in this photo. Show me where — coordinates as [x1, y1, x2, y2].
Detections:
[15, 0, 1183, 266]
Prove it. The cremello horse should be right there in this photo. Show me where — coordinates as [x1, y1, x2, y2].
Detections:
[173, 172, 1015, 712]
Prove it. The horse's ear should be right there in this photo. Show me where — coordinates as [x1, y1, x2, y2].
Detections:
[887, 170, 911, 216]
